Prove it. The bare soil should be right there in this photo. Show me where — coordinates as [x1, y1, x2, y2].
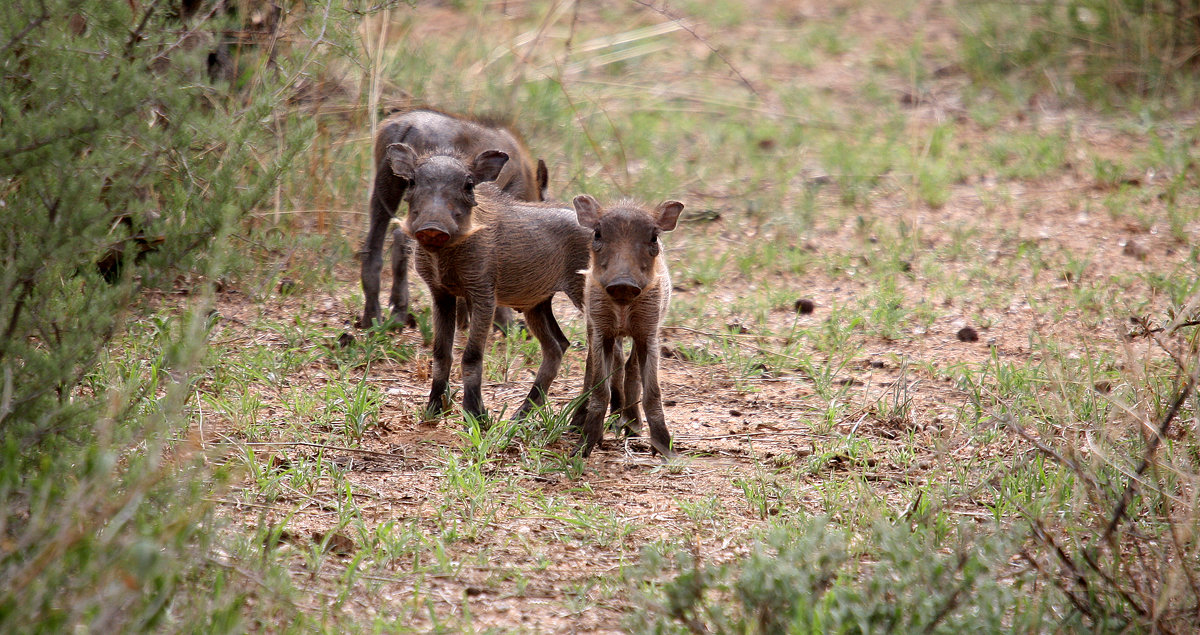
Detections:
[197, 1, 1199, 631]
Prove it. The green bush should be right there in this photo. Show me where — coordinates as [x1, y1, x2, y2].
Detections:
[0, 1, 360, 630]
[626, 518, 1038, 634]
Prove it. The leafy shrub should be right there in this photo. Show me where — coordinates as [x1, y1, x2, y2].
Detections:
[0, 1, 362, 630]
[626, 517, 1038, 634]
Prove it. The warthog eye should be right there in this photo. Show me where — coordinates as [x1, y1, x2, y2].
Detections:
[462, 179, 474, 196]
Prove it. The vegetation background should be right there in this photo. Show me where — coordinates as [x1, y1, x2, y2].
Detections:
[2, 0, 1200, 632]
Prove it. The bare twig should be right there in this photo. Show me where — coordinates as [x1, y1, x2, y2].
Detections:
[240, 440, 407, 461]
[1101, 377, 1194, 546]
[1001, 414, 1102, 492]
[1018, 548, 1095, 620]
[123, 0, 164, 61]
[628, 0, 759, 97]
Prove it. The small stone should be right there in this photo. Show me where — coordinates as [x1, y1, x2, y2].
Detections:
[794, 298, 815, 314]
[729, 409, 743, 417]
[337, 332, 355, 348]
[956, 326, 979, 342]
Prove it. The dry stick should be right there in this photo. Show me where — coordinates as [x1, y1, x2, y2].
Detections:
[1017, 548, 1095, 621]
[1101, 377, 1194, 547]
[1159, 459, 1200, 621]
[1028, 515, 1107, 618]
[627, 0, 759, 98]
[122, 0, 164, 62]
[241, 440, 407, 461]
[2, 0, 49, 55]
[1002, 414, 1102, 492]
[1078, 542, 1158, 631]
[1127, 318, 1200, 339]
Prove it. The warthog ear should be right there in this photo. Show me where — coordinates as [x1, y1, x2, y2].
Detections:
[572, 195, 602, 230]
[471, 150, 509, 183]
[536, 159, 549, 201]
[385, 143, 417, 179]
[655, 201, 684, 231]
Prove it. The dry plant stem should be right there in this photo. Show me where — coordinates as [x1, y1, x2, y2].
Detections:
[1127, 318, 1200, 338]
[122, 0, 163, 62]
[1100, 377, 1194, 547]
[628, 0, 759, 98]
[1003, 414, 1101, 492]
[242, 440, 405, 460]
[1028, 517, 1100, 619]
[545, 69, 628, 196]
[1018, 547, 1095, 621]
[1159, 458, 1200, 619]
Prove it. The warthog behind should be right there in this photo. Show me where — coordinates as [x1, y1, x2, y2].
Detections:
[357, 109, 548, 328]
[384, 142, 591, 420]
[570, 195, 684, 458]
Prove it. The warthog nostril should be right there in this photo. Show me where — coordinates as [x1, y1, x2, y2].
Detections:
[605, 282, 642, 303]
[415, 228, 451, 248]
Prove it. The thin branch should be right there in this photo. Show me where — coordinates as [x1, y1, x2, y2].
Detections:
[1102, 377, 1194, 546]
[122, 0, 164, 62]
[628, 0, 760, 97]
[1018, 548, 1095, 621]
[1, 0, 49, 56]
[1127, 317, 1200, 338]
[240, 441, 408, 461]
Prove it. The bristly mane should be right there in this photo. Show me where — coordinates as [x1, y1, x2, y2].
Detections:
[393, 105, 532, 147]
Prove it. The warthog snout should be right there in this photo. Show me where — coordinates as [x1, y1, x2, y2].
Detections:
[604, 278, 642, 303]
[414, 227, 451, 249]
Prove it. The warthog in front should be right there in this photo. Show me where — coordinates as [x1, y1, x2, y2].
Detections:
[570, 195, 684, 458]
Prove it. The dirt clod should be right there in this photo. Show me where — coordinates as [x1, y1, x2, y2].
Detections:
[337, 332, 355, 348]
[956, 326, 979, 342]
[313, 531, 355, 556]
[794, 298, 815, 314]
[1123, 239, 1149, 260]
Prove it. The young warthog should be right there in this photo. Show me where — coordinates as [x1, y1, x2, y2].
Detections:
[357, 109, 548, 328]
[384, 142, 590, 420]
[570, 195, 684, 458]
